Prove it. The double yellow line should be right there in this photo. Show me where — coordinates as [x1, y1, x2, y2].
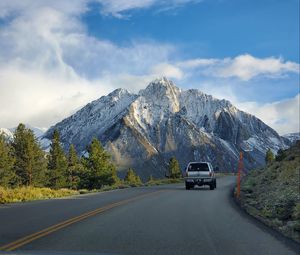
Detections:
[0, 190, 164, 251]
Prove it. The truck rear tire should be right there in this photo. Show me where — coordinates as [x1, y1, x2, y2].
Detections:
[210, 184, 214, 190]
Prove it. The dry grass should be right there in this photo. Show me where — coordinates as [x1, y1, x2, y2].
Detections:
[0, 178, 183, 204]
[145, 178, 183, 186]
[0, 186, 79, 203]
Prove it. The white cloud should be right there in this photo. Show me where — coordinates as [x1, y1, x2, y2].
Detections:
[97, 0, 202, 18]
[98, 73, 156, 93]
[0, 0, 174, 128]
[0, 0, 202, 19]
[151, 63, 183, 79]
[0, 67, 100, 128]
[97, 0, 156, 18]
[216, 54, 299, 81]
[177, 54, 299, 81]
[177, 58, 219, 68]
[0, 0, 88, 18]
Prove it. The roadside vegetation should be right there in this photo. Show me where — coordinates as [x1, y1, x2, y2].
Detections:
[238, 141, 300, 243]
[146, 175, 183, 186]
[0, 186, 79, 203]
[0, 124, 182, 203]
[167, 156, 182, 179]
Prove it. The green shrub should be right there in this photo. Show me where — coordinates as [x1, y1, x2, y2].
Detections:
[239, 142, 300, 243]
[124, 168, 143, 187]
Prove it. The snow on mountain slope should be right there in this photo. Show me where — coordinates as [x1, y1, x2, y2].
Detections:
[283, 132, 300, 144]
[9, 124, 46, 138]
[1, 125, 46, 140]
[0, 128, 14, 140]
[45, 88, 137, 152]
[44, 77, 289, 178]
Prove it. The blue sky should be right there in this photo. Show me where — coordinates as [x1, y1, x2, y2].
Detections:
[0, 0, 299, 134]
[80, 0, 299, 103]
[84, 0, 299, 62]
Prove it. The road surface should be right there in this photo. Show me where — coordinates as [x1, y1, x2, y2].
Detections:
[0, 176, 299, 255]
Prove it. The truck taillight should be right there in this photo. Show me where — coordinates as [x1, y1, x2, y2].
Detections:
[209, 172, 212, 177]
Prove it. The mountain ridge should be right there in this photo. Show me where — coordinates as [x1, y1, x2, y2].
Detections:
[43, 77, 289, 179]
[282, 132, 300, 144]
[0, 125, 46, 140]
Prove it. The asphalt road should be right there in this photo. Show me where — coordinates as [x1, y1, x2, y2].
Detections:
[0, 176, 299, 255]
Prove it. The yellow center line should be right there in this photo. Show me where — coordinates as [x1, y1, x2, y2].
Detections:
[0, 190, 165, 251]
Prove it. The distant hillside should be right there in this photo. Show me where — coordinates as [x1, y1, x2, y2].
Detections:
[283, 132, 300, 144]
[239, 141, 300, 243]
[0, 125, 46, 140]
[9, 124, 46, 138]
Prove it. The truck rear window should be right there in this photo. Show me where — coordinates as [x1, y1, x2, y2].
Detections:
[188, 163, 209, 171]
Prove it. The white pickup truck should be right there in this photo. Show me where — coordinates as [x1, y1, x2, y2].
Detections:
[184, 162, 217, 190]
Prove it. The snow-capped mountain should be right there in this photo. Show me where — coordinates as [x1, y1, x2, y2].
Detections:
[9, 124, 46, 139]
[0, 128, 14, 140]
[1, 125, 46, 142]
[44, 77, 289, 178]
[282, 132, 300, 144]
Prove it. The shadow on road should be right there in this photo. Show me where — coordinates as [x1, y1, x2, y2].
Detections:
[147, 185, 214, 191]
[185, 187, 212, 191]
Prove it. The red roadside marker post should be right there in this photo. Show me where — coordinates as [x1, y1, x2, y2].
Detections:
[236, 151, 243, 199]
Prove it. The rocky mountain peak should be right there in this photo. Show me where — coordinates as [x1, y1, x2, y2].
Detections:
[43, 78, 289, 179]
[148, 76, 176, 88]
[139, 77, 180, 97]
[138, 77, 181, 113]
[108, 88, 133, 100]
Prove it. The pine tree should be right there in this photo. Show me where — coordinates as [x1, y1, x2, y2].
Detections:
[168, 156, 181, 179]
[67, 144, 83, 189]
[83, 138, 118, 189]
[124, 168, 135, 183]
[124, 168, 142, 186]
[12, 124, 47, 186]
[265, 149, 275, 164]
[47, 129, 68, 189]
[0, 133, 16, 187]
[135, 174, 142, 185]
